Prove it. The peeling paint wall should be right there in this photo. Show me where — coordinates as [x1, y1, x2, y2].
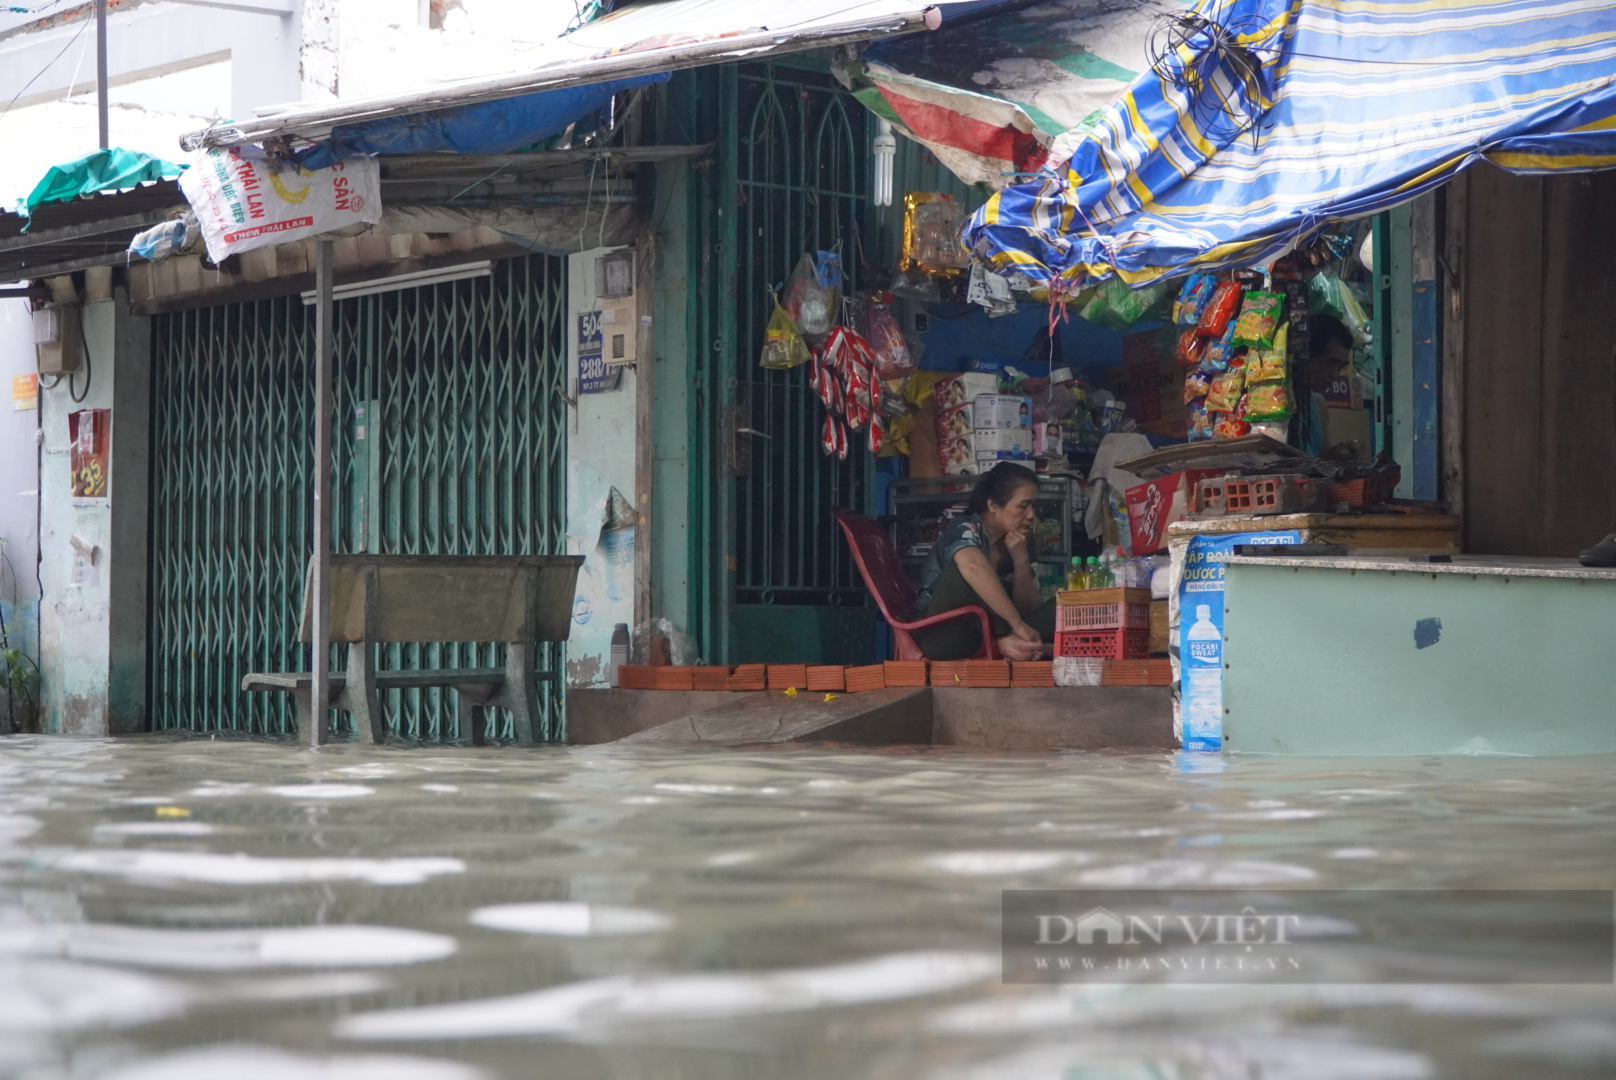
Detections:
[36, 295, 149, 736]
[565, 247, 638, 688]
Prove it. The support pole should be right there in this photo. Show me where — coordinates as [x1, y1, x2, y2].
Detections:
[95, 0, 109, 150]
[309, 239, 335, 747]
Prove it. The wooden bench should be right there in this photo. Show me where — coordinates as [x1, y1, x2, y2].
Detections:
[243, 554, 583, 745]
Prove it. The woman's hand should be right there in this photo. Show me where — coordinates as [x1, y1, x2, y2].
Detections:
[1010, 620, 1040, 644]
[997, 632, 1044, 662]
[1003, 524, 1033, 565]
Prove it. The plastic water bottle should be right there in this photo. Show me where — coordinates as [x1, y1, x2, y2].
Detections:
[610, 623, 630, 687]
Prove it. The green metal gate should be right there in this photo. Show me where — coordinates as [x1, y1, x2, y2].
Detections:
[148, 254, 570, 741]
[684, 61, 879, 662]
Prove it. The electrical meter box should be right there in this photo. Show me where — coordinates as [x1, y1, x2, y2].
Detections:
[595, 251, 638, 366]
[34, 304, 82, 376]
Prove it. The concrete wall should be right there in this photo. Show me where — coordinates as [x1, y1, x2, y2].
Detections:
[565, 247, 638, 688]
[0, 300, 41, 730]
[36, 293, 149, 735]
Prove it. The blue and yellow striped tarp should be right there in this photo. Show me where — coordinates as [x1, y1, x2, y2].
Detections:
[964, 0, 1616, 287]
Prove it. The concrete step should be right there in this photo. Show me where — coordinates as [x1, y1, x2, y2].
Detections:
[568, 686, 1175, 750]
[614, 687, 932, 747]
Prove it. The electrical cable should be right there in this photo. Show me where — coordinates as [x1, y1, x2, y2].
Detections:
[0, 15, 91, 124]
[68, 303, 90, 403]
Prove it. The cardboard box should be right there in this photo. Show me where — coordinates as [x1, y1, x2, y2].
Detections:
[1149, 599, 1169, 655]
[1125, 468, 1224, 555]
[1110, 331, 1187, 433]
[971, 394, 1032, 430]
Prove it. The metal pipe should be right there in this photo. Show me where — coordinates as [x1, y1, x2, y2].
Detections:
[95, 0, 108, 149]
[309, 239, 335, 748]
[179, 11, 937, 151]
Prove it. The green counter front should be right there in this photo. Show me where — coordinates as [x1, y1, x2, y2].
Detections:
[1220, 555, 1616, 756]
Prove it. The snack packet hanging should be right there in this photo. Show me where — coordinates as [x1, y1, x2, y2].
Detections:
[1196, 280, 1243, 337]
[1206, 362, 1246, 413]
[863, 296, 916, 379]
[1243, 381, 1293, 421]
[1184, 368, 1213, 404]
[1201, 323, 1239, 372]
[1231, 290, 1282, 349]
[1175, 329, 1206, 367]
[759, 295, 811, 369]
[1187, 398, 1213, 441]
[1213, 413, 1251, 439]
[1245, 322, 1289, 383]
[1173, 273, 1217, 326]
[1248, 420, 1289, 442]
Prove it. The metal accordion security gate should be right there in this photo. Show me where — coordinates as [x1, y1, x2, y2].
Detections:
[147, 254, 569, 741]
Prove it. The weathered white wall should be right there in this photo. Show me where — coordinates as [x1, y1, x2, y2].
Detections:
[36, 294, 149, 735]
[565, 246, 637, 688]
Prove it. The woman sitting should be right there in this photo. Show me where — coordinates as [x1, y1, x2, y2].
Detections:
[911, 462, 1058, 662]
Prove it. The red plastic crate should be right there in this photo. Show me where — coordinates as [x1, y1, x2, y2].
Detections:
[1056, 587, 1151, 632]
[1054, 627, 1151, 659]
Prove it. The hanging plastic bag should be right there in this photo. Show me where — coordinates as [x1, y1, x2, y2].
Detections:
[1308, 272, 1372, 344]
[862, 295, 915, 379]
[781, 252, 837, 340]
[1080, 277, 1168, 332]
[1231, 290, 1283, 349]
[759, 294, 811, 369]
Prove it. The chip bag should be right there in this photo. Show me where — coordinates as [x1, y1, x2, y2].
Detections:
[1173, 273, 1217, 326]
[1243, 381, 1293, 421]
[1231, 290, 1283, 349]
[1201, 323, 1239, 372]
[1187, 398, 1214, 441]
[1175, 329, 1206, 367]
[759, 295, 811, 369]
[1184, 368, 1213, 404]
[1206, 362, 1246, 413]
[1196, 280, 1243, 337]
[1213, 412, 1251, 439]
[1245, 322, 1289, 383]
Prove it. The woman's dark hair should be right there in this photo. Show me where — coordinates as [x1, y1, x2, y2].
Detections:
[966, 462, 1038, 515]
[1309, 314, 1354, 356]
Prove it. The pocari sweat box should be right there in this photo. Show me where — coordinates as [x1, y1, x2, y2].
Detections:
[1179, 531, 1300, 751]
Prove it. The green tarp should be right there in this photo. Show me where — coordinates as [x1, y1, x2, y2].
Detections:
[22, 148, 183, 214]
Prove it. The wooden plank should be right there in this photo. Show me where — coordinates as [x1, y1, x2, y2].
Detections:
[1462, 165, 1544, 555]
[1539, 172, 1616, 556]
[1440, 174, 1466, 525]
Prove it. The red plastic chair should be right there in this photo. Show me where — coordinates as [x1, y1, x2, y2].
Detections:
[832, 508, 999, 661]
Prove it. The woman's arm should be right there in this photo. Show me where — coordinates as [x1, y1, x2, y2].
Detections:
[1002, 527, 1042, 614]
[954, 546, 1038, 641]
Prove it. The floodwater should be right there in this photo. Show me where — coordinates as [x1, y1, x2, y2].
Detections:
[2, 734, 1614, 1080]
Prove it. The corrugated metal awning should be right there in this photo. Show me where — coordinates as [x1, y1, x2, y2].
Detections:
[181, 0, 1020, 152]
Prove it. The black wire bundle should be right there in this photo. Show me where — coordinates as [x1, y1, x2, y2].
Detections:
[1144, 10, 1278, 147]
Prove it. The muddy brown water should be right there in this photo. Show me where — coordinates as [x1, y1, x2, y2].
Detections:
[2, 733, 1614, 1079]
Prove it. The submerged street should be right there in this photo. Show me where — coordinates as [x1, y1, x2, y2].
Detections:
[2, 736, 1613, 1079]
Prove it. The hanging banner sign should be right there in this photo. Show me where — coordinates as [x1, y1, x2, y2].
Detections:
[180, 149, 382, 262]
